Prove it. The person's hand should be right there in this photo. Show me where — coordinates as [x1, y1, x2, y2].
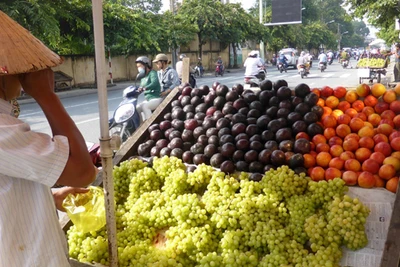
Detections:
[18, 68, 55, 100]
[53, 186, 90, 212]
[160, 89, 171, 97]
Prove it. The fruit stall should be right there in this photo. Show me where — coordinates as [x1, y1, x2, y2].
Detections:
[61, 80, 400, 267]
[356, 56, 389, 84]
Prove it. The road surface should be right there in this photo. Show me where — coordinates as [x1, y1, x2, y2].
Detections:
[19, 61, 365, 143]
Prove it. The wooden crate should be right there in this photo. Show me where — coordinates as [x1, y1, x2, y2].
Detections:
[62, 87, 400, 267]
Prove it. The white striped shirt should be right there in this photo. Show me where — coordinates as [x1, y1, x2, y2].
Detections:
[0, 99, 71, 266]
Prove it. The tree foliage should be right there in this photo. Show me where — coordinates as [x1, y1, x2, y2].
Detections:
[344, 0, 400, 43]
[249, 0, 368, 53]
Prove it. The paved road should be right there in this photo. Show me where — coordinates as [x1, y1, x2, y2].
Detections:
[197, 60, 361, 89]
[19, 60, 366, 143]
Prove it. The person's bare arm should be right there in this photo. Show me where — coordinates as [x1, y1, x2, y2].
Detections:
[18, 69, 96, 187]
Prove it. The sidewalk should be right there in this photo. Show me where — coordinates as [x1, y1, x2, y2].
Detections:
[17, 67, 245, 105]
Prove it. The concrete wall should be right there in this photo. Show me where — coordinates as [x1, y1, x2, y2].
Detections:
[52, 38, 229, 87]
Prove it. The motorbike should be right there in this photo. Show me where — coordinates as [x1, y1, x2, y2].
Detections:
[215, 64, 224, 77]
[277, 62, 287, 73]
[319, 62, 327, 72]
[341, 60, 349, 69]
[328, 56, 333, 65]
[244, 66, 267, 86]
[194, 65, 203, 78]
[108, 85, 143, 143]
[298, 64, 308, 79]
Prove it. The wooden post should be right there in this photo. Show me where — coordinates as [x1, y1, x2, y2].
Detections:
[182, 57, 190, 85]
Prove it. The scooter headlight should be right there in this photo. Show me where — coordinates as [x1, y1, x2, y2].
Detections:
[114, 103, 135, 124]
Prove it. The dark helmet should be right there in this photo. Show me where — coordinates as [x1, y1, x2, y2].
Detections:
[135, 56, 151, 68]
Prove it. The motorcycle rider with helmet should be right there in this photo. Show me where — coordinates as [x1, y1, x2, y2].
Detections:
[215, 56, 224, 74]
[318, 51, 328, 68]
[278, 53, 288, 71]
[153, 53, 181, 97]
[135, 56, 162, 121]
[327, 50, 334, 64]
[244, 51, 265, 79]
[196, 57, 204, 76]
[297, 51, 310, 73]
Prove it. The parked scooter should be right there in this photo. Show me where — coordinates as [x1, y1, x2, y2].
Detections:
[108, 85, 143, 142]
[215, 64, 224, 76]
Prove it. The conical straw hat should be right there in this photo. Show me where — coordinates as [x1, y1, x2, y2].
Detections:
[0, 10, 63, 75]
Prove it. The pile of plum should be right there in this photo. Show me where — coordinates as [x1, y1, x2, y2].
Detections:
[138, 80, 325, 178]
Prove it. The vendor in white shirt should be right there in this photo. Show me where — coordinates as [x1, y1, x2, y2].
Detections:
[244, 51, 264, 77]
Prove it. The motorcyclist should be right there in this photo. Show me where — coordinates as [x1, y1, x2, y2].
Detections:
[271, 53, 277, 66]
[215, 56, 224, 74]
[340, 49, 352, 67]
[297, 51, 310, 73]
[278, 53, 288, 71]
[327, 50, 334, 64]
[196, 57, 204, 76]
[244, 51, 264, 78]
[152, 53, 180, 97]
[135, 56, 162, 121]
[318, 51, 328, 68]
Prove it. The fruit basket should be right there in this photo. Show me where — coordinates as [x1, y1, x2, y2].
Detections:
[61, 82, 400, 267]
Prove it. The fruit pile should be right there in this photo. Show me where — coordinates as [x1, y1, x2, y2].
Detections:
[306, 83, 400, 193]
[137, 80, 322, 179]
[356, 57, 386, 68]
[67, 157, 370, 267]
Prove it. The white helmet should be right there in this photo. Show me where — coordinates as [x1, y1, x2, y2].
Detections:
[179, 54, 186, 60]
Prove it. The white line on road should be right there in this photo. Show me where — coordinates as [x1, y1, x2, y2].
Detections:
[75, 117, 100, 125]
[340, 73, 351, 78]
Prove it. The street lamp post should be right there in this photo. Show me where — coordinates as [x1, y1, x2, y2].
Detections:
[337, 23, 349, 51]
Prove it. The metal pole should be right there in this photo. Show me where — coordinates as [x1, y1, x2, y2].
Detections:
[91, 1, 118, 266]
[337, 23, 341, 52]
[259, 0, 265, 60]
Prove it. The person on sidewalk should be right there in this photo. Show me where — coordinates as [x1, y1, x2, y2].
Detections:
[394, 43, 400, 82]
[153, 53, 180, 97]
[135, 56, 162, 121]
[0, 11, 96, 267]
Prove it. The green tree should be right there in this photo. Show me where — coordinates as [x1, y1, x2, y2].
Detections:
[344, 0, 399, 43]
[178, 0, 225, 57]
[111, 0, 162, 13]
[218, 3, 267, 67]
[147, 11, 197, 54]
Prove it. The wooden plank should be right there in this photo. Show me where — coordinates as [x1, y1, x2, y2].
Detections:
[182, 58, 190, 84]
[380, 181, 400, 267]
[112, 87, 180, 165]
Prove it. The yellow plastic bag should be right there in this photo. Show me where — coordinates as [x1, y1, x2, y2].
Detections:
[62, 186, 106, 234]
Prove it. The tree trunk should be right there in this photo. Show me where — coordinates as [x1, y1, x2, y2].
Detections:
[198, 32, 203, 61]
[233, 43, 238, 68]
